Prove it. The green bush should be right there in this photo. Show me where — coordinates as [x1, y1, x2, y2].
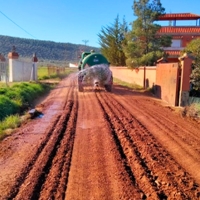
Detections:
[0, 96, 20, 121]
[5, 89, 22, 101]
[0, 82, 50, 121]
[0, 88, 8, 95]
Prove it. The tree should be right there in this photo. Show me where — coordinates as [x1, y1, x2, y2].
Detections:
[98, 15, 128, 66]
[182, 38, 200, 91]
[123, 0, 171, 68]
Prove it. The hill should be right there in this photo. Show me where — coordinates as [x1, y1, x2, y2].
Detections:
[0, 35, 100, 63]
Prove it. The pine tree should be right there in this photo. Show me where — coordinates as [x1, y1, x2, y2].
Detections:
[98, 15, 128, 66]
[123, 0, 171, 67]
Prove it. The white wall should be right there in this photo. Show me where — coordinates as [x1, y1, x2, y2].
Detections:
[9, 59, 37, 82]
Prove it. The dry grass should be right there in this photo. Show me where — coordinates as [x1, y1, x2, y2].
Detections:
[182, 103, 200, 119]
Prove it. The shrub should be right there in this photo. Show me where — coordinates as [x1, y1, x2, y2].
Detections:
[0, 96, 20, 121]
[0, 88, 8, 95]
[0, 82, 50, 121]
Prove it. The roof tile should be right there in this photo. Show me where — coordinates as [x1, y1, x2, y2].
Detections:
[158, 13, 200, 20]
[166, 50, 181, 56]
[157, 27, 200, 34]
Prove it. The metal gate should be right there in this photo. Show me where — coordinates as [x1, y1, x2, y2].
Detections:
[0, 61, 8, 83]
[156, 63, 181, 106]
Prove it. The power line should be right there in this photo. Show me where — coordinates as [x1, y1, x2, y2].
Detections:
[0, 10, 37, 39]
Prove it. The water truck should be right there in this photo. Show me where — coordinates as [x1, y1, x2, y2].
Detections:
[77, 51, 113, 92]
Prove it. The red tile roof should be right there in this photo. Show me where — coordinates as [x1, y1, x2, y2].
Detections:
[158, 13, 200, 20]
[157, 26, 200, 34]
[166, 50, 181, 56]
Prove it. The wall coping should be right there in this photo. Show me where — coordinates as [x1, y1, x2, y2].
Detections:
[110, 66, 157, 69]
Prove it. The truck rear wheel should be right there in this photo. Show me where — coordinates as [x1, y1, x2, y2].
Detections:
[105, 84, 112, 92]
[78, 84, 84, 92]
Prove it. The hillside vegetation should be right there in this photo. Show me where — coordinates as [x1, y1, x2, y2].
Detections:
[0, 35, 99, 63]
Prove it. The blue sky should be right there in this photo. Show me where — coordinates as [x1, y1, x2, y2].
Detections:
[0, 0, 200, 47]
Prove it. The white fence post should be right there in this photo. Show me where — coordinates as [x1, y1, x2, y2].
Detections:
[30, 53, 38, 81]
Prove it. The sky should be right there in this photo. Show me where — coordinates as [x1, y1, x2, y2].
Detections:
[0, 0, 200, 48]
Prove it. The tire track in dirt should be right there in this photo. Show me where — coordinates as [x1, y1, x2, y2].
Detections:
[0, 76, 76, 199]
[121, 97, 200, 160]
[96, 91, 200, 199]
[114, 93, 200, 184]
[36, 88, 78, 200]
[132, 98, 200, 151]
[1, 76, 200, 199]
[65, 91, 143, 200]
[6, 79, 78, 200]
[114, 88, 200, 145]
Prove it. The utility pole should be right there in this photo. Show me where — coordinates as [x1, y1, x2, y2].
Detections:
[82, 40, 89, 50]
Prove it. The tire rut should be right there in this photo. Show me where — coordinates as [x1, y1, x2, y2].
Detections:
[6, 82, 78, 200]
[65, 90, 143, 200]
[96, 91, 200, 199]
[1, 76, 200, 200]
[129, 98, 200, 153]
[114, 94, 200, 184]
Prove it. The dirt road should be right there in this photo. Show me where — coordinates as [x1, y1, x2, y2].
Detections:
[0, 73, 200, 200]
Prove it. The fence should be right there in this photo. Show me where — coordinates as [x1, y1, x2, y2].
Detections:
[0, 61, 8, 83]
[47, 65, 67, 76]
[189, 97, 200, 104]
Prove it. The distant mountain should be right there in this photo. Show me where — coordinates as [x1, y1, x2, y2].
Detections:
[0, 35, 100, 63]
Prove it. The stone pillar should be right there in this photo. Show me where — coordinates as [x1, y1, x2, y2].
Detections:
[31, 53, 38, 81]
[8, 46, 19, 82]
[178, 54, 193, 106]
[8, 46, 19, 59]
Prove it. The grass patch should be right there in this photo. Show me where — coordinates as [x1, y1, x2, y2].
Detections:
[0, 82, 19, 88]
[38, 66, 48, 79]
[0, 82, 51, 140]
[0, 114, 20, 132]
[38, 66, 77, 80]
[182, 103, 200, 119]
[113, 77, 144, 90]
[0, 82, 50, 117]
[0, 115, 21, 139]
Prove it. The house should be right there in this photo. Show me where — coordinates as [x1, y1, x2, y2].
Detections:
[156, 13, 200, 62]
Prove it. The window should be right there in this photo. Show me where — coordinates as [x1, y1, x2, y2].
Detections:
[171, 39, 181, 47]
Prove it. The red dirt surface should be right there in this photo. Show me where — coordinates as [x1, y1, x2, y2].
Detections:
[0, 73, 200, 200]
